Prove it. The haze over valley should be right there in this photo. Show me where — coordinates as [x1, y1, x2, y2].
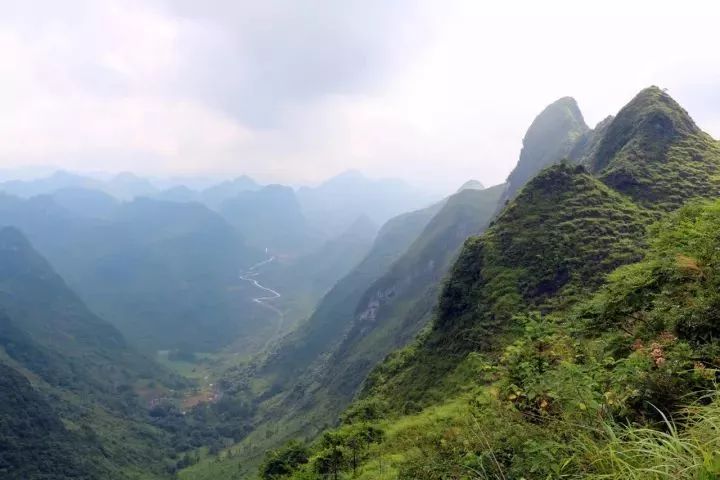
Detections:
[3, 2, 720, 480]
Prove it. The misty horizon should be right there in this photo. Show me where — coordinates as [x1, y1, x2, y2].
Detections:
[0, 165, 459, 196]
[6, 3, 720, 479]
[2, 1, 720, 192]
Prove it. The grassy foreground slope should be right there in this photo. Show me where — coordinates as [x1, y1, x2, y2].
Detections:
[255, 87, 720, 479]
[271, 174, 720, 480]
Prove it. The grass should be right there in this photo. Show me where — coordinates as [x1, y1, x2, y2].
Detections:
[352, 396, 472, 480]
[579, 398, 720, 479]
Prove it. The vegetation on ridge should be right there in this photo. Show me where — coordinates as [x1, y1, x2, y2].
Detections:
[258, 195, 720, 480]
[245, 87, 720, 480]
[359, 163, 650, 409]
[591, 86, 720, 210]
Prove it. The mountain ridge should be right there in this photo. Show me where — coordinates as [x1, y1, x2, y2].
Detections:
[234, 86, 720, 480]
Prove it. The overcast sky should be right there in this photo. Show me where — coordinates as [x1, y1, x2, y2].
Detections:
[1, 0, 719, 192]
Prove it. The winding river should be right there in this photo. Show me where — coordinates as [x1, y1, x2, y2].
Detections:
[239, 255, 284, 350]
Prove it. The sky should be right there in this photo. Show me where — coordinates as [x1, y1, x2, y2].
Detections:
[1, 0, 719, 193]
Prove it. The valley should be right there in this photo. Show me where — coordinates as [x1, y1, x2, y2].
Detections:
[4, 85, 720, 480]
[3, 5, 720, 479]
[175, 87, 720, 480]
[239, 256, 285, 352]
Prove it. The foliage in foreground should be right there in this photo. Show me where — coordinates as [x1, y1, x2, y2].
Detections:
[257, 199, 720, 479]
[581, 399, 720, 479]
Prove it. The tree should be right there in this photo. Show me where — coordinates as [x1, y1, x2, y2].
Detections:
[259, 440, 309, 479]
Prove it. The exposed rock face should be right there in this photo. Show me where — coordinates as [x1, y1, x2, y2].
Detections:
[500, 96, 589, 205]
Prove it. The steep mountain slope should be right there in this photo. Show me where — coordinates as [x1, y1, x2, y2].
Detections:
[0, 195, 267, 352]
[286, 90, 717, 422]
[0, 227, 181, 478]
[363, 164, 650, 407]
[374, 87, 720, 406]
[318, 183, 505, 401]
[258, 87, 720, 480]
[499, 97, 589, 205]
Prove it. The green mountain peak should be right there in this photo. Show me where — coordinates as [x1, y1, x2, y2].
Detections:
[589, 86, 720, 209]
[591, 86, 700, 173]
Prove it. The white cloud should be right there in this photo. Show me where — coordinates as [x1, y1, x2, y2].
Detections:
[0, 0, 719, 192]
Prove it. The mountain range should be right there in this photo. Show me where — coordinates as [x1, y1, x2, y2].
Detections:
[7, 85, 720, 480]
[228, 86, 720, 480]
[177, 86, 720, 480]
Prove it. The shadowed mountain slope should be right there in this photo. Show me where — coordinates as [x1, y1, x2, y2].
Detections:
[500, 96, 589, 205]
[0, 195, 266, 352]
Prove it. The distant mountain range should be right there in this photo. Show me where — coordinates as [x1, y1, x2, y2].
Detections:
[297, 170, 440, 238]
[0, 192, 268, 352]
[0, 169, 441, 251]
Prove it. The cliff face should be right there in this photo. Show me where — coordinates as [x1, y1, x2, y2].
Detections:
[500, 96, 589, 206]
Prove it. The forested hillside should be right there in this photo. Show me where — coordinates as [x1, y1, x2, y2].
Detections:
[0, 194, 272, 352]
[0, 227, 183, 478]
[0, 363, 99, 479]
